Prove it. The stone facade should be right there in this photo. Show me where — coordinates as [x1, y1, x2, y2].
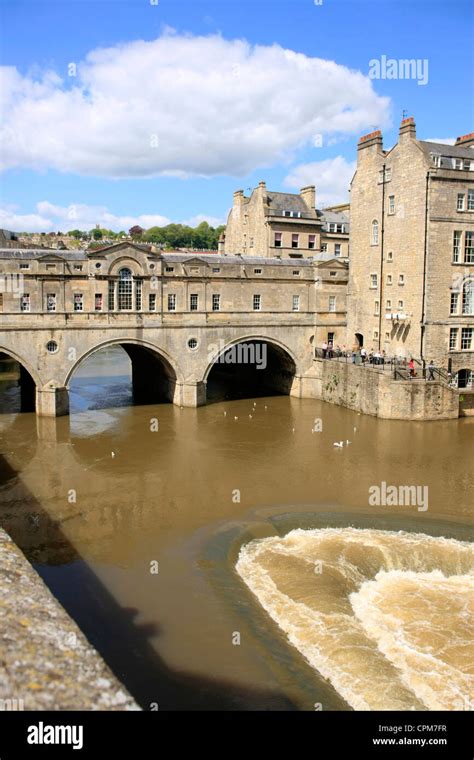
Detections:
[0, 242, 348, 415]
[224, 181, 349, 261]
[347, 117, 474, 386]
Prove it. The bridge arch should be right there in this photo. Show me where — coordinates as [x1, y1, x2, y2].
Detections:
[64, 338, 184, 408]
[0, 346, 39, 413]
[204, 335, 298, 402]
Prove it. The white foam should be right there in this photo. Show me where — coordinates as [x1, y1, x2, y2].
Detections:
[236, 528, 474, 710]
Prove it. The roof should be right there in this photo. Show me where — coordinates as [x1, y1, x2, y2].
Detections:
[318, 209, 350, 228]
[264, 191, 315, 218]
[161, 253, 316, 266]
[0, 249, 86, 260]
[418, 140, 474, 160]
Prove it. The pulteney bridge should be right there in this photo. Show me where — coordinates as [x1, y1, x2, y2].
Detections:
[0, 243, 338, 416]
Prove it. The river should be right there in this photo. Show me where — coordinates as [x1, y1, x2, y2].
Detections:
[0, 346, 472, 710]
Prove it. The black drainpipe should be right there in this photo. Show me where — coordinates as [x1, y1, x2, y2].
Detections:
[420, 171, 430, 362]
[378, 164, 386, 351]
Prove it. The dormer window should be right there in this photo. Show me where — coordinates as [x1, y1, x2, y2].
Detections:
[432, 154, 442, 167]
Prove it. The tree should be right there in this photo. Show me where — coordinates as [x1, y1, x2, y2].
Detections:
[129, 225, 144, 238]
[92, 229, 103, 240]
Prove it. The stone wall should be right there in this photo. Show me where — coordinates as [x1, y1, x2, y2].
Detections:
[298, 358, 459, 420]
[0, 528, 139, 710]
[459, 389, 474, 416]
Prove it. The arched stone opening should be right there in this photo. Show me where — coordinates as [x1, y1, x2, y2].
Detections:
[68, 342, 178, 412]
[0, 351, 36, 413]
[205, 340, 297, 403]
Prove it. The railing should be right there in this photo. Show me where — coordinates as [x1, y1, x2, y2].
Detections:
[314, 348, 451, 384]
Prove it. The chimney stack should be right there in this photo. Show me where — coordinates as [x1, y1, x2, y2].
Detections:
[357, 130, 383, 157]
[399, 116, 416, 140]
[455, 132, 474, 148]
[300, 185, 316, 210]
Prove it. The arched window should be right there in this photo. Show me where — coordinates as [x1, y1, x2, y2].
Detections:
[118, 267, 133, 310]
[371, 220, 379, 245]
[462, 279, 474, 315]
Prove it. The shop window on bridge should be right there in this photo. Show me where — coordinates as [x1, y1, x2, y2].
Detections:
[135, 279, 142, 311]
[118, 268, 133, 310]
[46, 293, 56, 312]
[108, 281, 115, 311]
[74, 293, 83, 312]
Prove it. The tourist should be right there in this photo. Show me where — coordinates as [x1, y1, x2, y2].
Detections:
[408, 358, 416, 378]
[428, 360, 436, 381]
[322, 341, 328, 359]
[361, 347, 367, 363]
[328, 341, 333, 359]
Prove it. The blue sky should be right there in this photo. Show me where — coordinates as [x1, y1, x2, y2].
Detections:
[0, 0, 473, 232]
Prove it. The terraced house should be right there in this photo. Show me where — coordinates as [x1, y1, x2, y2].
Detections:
[347, 117, 474, 387]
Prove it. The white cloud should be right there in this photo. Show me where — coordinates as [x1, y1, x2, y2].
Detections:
[0, 32, 390, 179]
[0, 201, 224, 233]
[423, 137, 456, 145]
[284, 156, 356, 207]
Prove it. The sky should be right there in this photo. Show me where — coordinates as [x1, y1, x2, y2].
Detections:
[0, 0, 473, 233]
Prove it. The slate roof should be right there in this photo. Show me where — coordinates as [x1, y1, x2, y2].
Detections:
[418, 140, 474, 160]
[264, 192, 314, 218]
[0, 249, 87, 260]
[318, 209, 350, 232]
[161, 253, 316, 266]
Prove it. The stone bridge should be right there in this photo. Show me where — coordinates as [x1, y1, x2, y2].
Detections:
[0, 319, 315, 416]
[0, 244, 327, 416]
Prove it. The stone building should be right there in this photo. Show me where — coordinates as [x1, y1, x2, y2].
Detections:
[223, 182, 349, 260]
[347, 117, 473, 386]
[319, 204, 350, 260]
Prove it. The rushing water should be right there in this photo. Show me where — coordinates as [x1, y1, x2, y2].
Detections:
[0, 346, 472, 711]
[236, 528, 473, 711]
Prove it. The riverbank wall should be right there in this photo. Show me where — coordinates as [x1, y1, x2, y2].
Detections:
[295, 358, 460, 420]
[0, 527, 140, 710]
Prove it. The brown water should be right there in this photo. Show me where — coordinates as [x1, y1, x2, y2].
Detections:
[0, 346, 472, 711]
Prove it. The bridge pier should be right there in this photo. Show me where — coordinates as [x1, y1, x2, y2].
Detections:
[36, 383, 70, 418]
[174, 381, 207, 407]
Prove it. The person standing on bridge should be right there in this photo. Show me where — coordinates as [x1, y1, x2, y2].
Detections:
[428, 360, 436, 381]
[322, 341, 328, 359]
